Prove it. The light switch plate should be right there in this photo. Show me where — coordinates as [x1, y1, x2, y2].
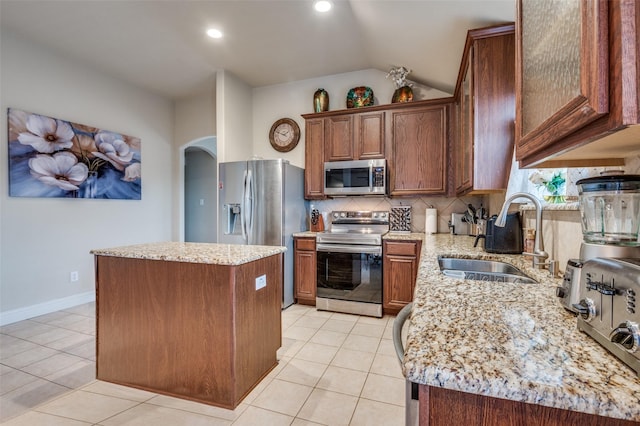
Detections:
[255, 274, 266, 290]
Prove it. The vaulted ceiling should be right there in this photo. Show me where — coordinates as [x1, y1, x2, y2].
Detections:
[0, 0, 515, 100]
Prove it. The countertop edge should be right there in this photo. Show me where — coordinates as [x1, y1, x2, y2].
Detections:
[91, 242, 286, 266]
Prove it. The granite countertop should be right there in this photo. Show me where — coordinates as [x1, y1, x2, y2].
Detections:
[293, 231, 317, 238]
[403, 234, 640, 422]
[91, 242, 286, 266]
[383, 232, 425, 241]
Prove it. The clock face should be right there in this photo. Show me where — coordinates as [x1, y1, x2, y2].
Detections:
[274, 123, 294, 145]
[269, 118, 300, 152]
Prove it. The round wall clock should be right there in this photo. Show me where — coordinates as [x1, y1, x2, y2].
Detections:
[269, 118, 300, 152]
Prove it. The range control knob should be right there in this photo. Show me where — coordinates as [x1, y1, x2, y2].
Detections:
[573, 298, 596, 322]
[340, 212, 346, 218]
[333, 212, 340, 218]
[610, 321, 640, 353]
[555, 286, 566, 298]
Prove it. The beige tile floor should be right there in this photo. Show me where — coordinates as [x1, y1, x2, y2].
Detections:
[1, 302, 406, 425]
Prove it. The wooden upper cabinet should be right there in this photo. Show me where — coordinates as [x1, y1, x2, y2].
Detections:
[304, 118, 325, 199]
[354, 111, 385, 159]
[325, 115, 354, 161]
[386, 101, 450, 196]
[516, 0, 640, 167]
[454, 24, 516, 196]
[322, 111, 385, 162]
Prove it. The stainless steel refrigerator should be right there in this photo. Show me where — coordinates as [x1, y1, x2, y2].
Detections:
[218, 159, 308, 308]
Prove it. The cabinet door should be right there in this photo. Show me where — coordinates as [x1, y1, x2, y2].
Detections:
[456, 51, 473, 195]
[304, 119, 325, 199]
[387, 104, 449, 196]
[355, 111, 385, 159]
[383, 241, 420, 314]
[324, 115, 354, 161]
[294, 238, 316, 305]
[515, 0, 609, 162]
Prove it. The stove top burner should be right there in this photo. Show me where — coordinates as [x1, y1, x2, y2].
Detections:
[316, 210, 389, 246]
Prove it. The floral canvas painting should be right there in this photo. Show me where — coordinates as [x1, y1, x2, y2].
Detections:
[7, 108, 141, 199]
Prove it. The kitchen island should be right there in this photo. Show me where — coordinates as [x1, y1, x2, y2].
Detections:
[91, 242, 285, 409]
[402, 234, 640, 425]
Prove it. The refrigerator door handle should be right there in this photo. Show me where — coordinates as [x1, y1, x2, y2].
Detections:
[241, 169, 249, 242]
[244, 168, 254, 243]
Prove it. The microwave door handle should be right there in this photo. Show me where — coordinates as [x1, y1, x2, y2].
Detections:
[369, 162, 373, 192]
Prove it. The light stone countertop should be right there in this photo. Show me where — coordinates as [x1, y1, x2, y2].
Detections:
[404, 233, 640, 422]
[91, 242, 286, 266]
[292, 231, 317, 238]
[383, 232, 426, 241]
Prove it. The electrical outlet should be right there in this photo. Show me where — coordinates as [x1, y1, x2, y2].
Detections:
[255, 274, 266, 290]
[70, 271, 79, 282]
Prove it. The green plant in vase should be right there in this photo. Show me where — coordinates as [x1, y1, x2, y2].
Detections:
[529, 170, 566, 203]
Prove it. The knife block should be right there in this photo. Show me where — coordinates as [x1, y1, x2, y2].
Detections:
[310, 212, 324, 232]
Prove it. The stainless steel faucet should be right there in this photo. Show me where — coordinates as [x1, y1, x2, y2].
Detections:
[495, 192, 551, 270]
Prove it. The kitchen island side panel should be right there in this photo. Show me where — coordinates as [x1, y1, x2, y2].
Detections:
[95, 254, 282, 409]
[233, 253, 282, 400]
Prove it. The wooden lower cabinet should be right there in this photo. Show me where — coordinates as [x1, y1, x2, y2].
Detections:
[95, 254, 282, 409]
[419, 385, 638, 426]
[294, 237, 316, 305]
[383, 240, 421, 315]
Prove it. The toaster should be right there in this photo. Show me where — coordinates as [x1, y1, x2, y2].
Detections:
[574, 257, 640, 376]
[448, 213, 469, 235]
[556, 259, 583, 313]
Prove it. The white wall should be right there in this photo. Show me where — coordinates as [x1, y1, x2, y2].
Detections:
[0, 31, 174, 323]
[173, 88, 217, 241]
[216, 71, 253, 163]
[252, 68, 452, 168]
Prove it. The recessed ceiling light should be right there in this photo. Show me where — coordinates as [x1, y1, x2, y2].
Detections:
[206, 28, 223, 39]
[314, 0, 332, 12]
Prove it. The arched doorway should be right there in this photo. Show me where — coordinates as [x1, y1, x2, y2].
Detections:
[183, 137, 217, 242]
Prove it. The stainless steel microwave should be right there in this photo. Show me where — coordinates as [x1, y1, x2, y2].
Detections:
[324, 159, 386, 196]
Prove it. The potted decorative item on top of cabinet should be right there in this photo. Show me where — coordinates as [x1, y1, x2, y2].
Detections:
[454, 23, 515, 196]
[313, 88, 329, 113]
[387, 66, 414, 103]
[515, 0, 640, 167]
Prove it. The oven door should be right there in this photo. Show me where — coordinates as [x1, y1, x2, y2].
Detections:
[316, 243, 382, 304]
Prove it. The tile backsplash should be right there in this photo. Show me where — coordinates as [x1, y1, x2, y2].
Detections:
[310, 195, 486, 234]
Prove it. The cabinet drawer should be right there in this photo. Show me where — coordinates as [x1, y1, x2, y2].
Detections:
[384, 241, 419, 256]
[295, 238, 316, 251]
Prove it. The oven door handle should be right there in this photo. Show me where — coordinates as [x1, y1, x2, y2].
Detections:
[316, 243, 381, 255]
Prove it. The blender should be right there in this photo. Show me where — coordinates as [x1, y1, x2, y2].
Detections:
[556, 174, 640, 312]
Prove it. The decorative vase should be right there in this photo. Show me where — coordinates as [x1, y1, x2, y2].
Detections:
[313, 88, 329, 113]
[392, 85, 414, 103]
[346, 86, 374, 108]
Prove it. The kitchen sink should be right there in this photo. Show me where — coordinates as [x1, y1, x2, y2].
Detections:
[437, 256, 537, 284]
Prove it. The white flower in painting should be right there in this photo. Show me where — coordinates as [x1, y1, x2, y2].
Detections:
[122, 163, 141, 182]
[28, 152, 89, 191]
[18, 114, 75, 153]
[92, 131, 134, 171]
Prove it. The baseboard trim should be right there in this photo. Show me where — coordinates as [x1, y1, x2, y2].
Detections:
[0, 291, 95, 326]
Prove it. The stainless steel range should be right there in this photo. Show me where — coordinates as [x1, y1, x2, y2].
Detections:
[574, 257, 640, 376]
[316, 210, 389, 317]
